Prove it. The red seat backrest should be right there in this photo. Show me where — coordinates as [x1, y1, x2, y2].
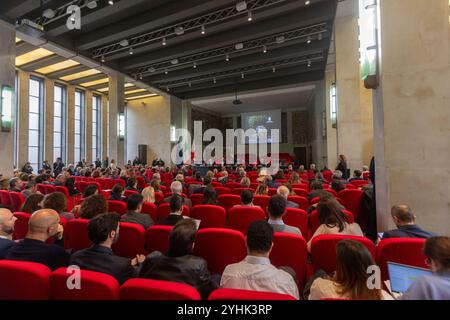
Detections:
[225, 182, 240, 189]
[283, 208, 308, 238]
[9, 192, 25, 213]
[111, 222, 146, 258]
[310, 234, 375, 273]
[120, 278, 201, 300]
[323, 189, 338, 197]
[350, 180, 369, 187]
[145, 225, 173, 254]
[268, 188, 277, 196]
[287, 196, 309, 211]
[104, 179, 115, 190]
[136, 176, 147, 190]
[107, 200, 128, 216]
[54, 186, 70, 198]
[193, 228, 246, 275]
[65, 219, 91, 251]
[215, 187, 232, 195]
[74, 181, 88, 193]
[113, 179, 125, 188]
[190, 194, 204, 207]
[141, 202, 158, 222]
[217, 194, 241, 213]
[154, 192, 164, 204]
[50, 267, 120, 300]
[44, 185, 56, 195]
[252, 195, 270, 216]
[309, 209, 354, 236]
[376, 238, 428, 281]
[157, 203, 190, 221]
[0, 190, 12, 208]
[227, 206, 266, 235]
[191, 205, 226, 229]
[36, 184, 47, 195]
[208, 288, 296, 300]
[232, 187, 254, 195]
[0, 260, 51, 300]
[270, 232, 308, 291]
[337, 189, 364, 222]
[12, 212, 31, 240]
[291, 184, 309, 191]
[292, 189, 308, 198]
[123, 190, 139, 198]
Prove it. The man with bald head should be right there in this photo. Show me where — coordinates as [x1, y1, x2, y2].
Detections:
[277, 185, 299, 208]
[381, 204, 436, 240]
[6, 209, 70, 270]
[0, 208, 17, 259]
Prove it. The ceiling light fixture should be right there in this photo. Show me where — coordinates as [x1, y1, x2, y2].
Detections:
[164, 69, 168, 74]
[318, 33, 323, 40]
[188, 82, 192, 87]
[193, 62, 197, 68]
[166, 86, 170, 92]
[236, 1, 247, 12]
[307, 35, 312, 44]
[139, 75, 143, 80]
[276, 35, 285, 44]
[241, 72, 245, 79]
[235, 43, 244, 50]
[201, 25, 206, 35]
[43, 9, 55, 19]
[225, 54, 230, 61]
[263, 45, 267, 53]
[148, 67, 156, 73]
[213, 77, 217, 84]
[307, 60, 312, 67]
[247, 11, 253, 22]
[272, 66, 276, 72]
[86, 1, 98, 9]
[162, 37, 167, 46]
[108, 0, 114, 5]
[129, 47, 133, 55]
[119, 39, 129, 47]
[171, 59, 179, 65]
[174, 26, 184, 35]
[305, 0, 311, 5]
[101, 55, 105, 63]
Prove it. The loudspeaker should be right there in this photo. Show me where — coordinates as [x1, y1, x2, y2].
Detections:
[138, 145, 148, 165]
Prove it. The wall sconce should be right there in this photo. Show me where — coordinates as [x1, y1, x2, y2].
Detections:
[118, 113, 125, 140]
[0, 85, 13, 132]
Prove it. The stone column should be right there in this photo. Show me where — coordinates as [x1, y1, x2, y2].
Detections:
[108, 73, 124, 166]
[0, 24, 15, 174]
[373, 0, 450, 235]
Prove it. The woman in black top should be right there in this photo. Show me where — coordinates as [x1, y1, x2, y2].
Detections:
[336, 154, 348, 179]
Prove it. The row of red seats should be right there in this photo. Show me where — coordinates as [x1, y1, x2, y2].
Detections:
[0, 236, 427, 300]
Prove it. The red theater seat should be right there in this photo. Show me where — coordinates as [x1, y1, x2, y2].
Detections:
[191, 205, 226, 229]
[0, 260, 51, 300]
[253, 195, 270, 216]
[154, 192, 164, 203]
[44, 184, 56, 195]
[190, 194, 204, 207]
[12, 212, 31, 240]
[287, 196, 309, 211]
[283, 208, 308, 238]
[9, 191, 25, 213]
[291, 184, 309, 191]
[157, 203, 190, 221]
[145, 225, 173, 254]
[65, 219, 91, 251]
[338, 189, 364, 222]
[292, 189, 308, 198]
[350, 180, 369, 188]
[141, 202, 158, 222]
[310, 234, 375, 273]
[218, 194, 241, 213]
[227, 206, 266, 235]
[193, 228, 246, 275]
[123, 190, 139, 198]
[232, 187, 254, 195]
[50, 268, 120, 300]
[107, 200, 128, 216]
[270, 232, 307, 290]
[120, 278, 201, 300]
[215, 187, 232, 195]
[112, 222, 146, 258]
[208, 288, 297, 300]
[0, 190, 12, 209]
[376, 238, 428, 281]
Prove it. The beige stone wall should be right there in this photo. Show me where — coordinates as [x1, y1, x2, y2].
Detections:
[374, 0, 450, 235]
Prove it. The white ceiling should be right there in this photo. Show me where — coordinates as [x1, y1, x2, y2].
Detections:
[190, 85, 316, 115]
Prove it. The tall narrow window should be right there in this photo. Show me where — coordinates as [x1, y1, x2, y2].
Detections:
[54, 84, 66, 162]
[106, 100, 110, 157]
[74, 90, 85, 163]
[330, 83, 337, 128]
[92, 94, 102, 162]
[28, 77, 44, 173]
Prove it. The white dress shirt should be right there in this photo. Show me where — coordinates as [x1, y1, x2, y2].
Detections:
[220, 255, 300, 299]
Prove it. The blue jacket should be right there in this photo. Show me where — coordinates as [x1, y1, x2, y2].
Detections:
[0, 237, 15, 259]
[382, 224, 436, 240]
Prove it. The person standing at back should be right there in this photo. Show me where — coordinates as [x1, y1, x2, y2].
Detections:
[336, 155, 348, 180]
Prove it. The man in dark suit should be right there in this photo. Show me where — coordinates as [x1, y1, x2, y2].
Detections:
[139, 219, 218, 299]
[157, 194, 185, 226]
[71, 213, 144, 284]
[6, 209, 70, 270]
[163, 181, 192, 209]
[120, 194, 154, 229]
[0, 208, 17, 259]
[381, 204, 436, 240]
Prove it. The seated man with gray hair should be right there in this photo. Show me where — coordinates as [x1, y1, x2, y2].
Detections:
[277, 185, 299, 209]
[381, 204, 436, 240]
[163, 180, 192, 209]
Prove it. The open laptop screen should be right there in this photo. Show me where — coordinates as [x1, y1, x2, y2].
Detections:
[388, 262, 432, 293]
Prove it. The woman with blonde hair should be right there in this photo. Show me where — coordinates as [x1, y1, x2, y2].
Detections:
[255, 183, 269, 196]
[288, 172, 300, 185]
[142, 186, 156, 203]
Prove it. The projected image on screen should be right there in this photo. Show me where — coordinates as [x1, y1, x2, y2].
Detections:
[242, 110, 281, 144]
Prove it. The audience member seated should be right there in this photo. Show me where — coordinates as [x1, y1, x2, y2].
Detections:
[193, 177, 212, 195]
[308, 180, 328, 202]
[65, 177, 80, 196]
[43, 192, 74, 221]
[126, 177, 139, 192]
[332, 170, 348, 184]
[349, 169, 366, 182]
[71, 213, 143, 284]
[150, 173, 162, 193]
[0, 178, 9, 190]
[402, 236, 450, 300]
[288, 172, 301, 185]
[234, 190, 259, 208]
[157, 195, 185, 226]
[330, 179, 345, 194]
[52, 174, 66, 187]
[139, 219, 218, 299]
[83, 184, 99, 198]
[21, 181, 38, 198]
[78, 195, 107, 219]
[240, 177, 251, 188]
[255, 183, 269, 196]
[164, 181, 192, 209]
[307, 198, 363, 252]
[308, 240, 392, 300]
[142, 186, 156, 204]
[109, 184, 126, 202]
[20, 193, 44, 214]
[6, 209, 69, 270]
[0, 208, 17, 259]
[381, 204, 436, 240]
[201, 186, 219, 205]
[221, 220, 299, 299]
[277, 186, 299, 208]
[9, 177, 22, 192]
[121, 194, 153, 229]
[267, 195, 301, 236]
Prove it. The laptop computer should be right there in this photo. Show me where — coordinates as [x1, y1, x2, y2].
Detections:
[387, 262, 432, 293]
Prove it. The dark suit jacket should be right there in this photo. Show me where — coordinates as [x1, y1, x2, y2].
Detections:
[120, 211, 154, 229]
[139, 252, 218, 299]
[157, 214, 184, 226]
[70, 245, 136, 284]
[382, 225, 436, 240]
[0, 237, 15, 259]
[6, 238, 70, 270]
[163, 196, 192, 209]
[286, 200, 299, 209]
